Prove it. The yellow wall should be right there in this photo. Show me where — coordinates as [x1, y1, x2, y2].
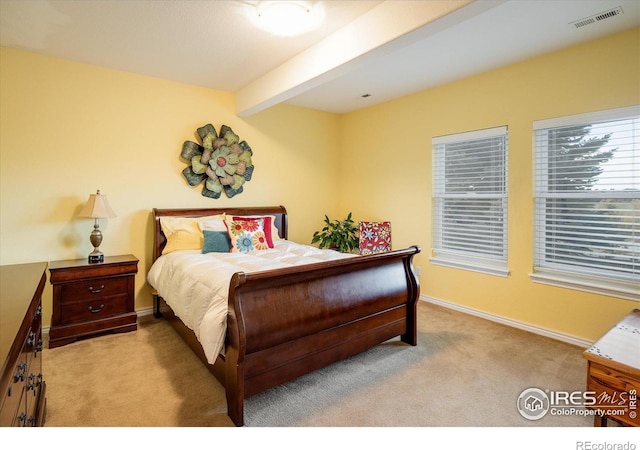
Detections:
[1, 28, 638, 341]
[0, 47, 342, 326]
[340, 27, 639, 342]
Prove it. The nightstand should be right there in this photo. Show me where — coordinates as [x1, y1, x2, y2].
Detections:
[48, 254, 138, 348]
[583, 309, 639, 427]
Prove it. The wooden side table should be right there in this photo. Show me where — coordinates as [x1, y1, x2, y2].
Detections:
[583, 309, 639, 427]
[48, 254, 138, 348]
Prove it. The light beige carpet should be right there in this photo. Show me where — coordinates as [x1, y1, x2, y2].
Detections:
[42, 301, 596, 427]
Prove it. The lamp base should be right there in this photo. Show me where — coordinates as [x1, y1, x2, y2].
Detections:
[88, 222, 104, 263]
[88, 252, 104, 264]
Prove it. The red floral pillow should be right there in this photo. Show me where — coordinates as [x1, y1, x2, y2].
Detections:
[225, 218, 269, 252]
[359, 221, 391, 255]
[231, 215, 277, 248]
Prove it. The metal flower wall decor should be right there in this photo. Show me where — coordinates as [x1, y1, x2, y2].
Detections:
[181, 123, 254, 199]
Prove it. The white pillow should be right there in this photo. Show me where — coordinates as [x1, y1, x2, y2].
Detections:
[199, 219, 227, 232]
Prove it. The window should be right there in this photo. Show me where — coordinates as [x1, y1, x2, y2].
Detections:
[432, 126, 508, 276]
[532, 106, 639, 301]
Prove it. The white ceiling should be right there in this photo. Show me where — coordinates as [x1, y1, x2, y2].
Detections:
[1, 0, 638, 116]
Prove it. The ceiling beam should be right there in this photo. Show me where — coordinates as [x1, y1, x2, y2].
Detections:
[235, 0, 487, 116]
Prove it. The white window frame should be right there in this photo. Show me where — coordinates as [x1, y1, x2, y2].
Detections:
[531, 106, 640, 301]
[431, 126, 509, 277]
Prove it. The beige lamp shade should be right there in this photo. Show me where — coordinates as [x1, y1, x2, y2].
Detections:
[79, 190, 117, 219]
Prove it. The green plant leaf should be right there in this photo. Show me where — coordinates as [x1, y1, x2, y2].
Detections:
[311, 212, 359, 253]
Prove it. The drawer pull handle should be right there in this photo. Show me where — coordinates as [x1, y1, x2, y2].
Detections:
[88, 285, 105, 294]
[14, 362, 27, 382]
[27, 331, 36, 347]
[27, 374, 36, 392]
[88, 304, 105, 313]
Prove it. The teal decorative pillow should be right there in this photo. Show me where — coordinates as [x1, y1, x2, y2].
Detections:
[202, 230, 231, 253]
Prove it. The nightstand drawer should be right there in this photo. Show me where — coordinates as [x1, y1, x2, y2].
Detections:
[60, 293, 129, 324]
[60, 277, 128, 301]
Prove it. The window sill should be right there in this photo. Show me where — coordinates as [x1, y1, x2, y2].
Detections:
[430, 257, 509, 277]
[529, 271, 639, 302]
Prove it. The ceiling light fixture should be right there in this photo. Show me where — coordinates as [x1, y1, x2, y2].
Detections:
[250, 1, 325, 37]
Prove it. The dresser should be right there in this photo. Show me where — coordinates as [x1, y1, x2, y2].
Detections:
[0, 262, 47, 426]
[48, 254, 138, 348]
[583, 309, 639, 427]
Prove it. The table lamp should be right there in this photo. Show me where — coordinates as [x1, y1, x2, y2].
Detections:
[79, 189, 117, 263]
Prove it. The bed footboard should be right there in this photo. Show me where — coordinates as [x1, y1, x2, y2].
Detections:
[224, 245, 420, 426]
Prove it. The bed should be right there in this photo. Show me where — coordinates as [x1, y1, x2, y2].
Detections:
[149, 205, 420, 426]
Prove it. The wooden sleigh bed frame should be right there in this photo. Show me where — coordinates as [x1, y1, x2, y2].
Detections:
[151, 206, 420, 426]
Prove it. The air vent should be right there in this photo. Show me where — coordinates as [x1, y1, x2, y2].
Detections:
[571, 6, 624, 29]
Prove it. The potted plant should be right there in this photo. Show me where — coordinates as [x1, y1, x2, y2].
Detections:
[311, 212, 359, 253]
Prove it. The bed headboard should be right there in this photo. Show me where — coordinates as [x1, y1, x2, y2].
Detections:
[152, 205, 288, 262]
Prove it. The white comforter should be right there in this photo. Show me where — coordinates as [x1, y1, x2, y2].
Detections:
[147, 240, 355, 364]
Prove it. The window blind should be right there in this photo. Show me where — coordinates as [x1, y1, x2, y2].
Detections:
[533, 106, 639, 285]
[432, 126, 508, 273]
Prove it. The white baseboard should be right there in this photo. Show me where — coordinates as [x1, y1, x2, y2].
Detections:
[421, 295, 594, 349]
[137, 306, 156, 319]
